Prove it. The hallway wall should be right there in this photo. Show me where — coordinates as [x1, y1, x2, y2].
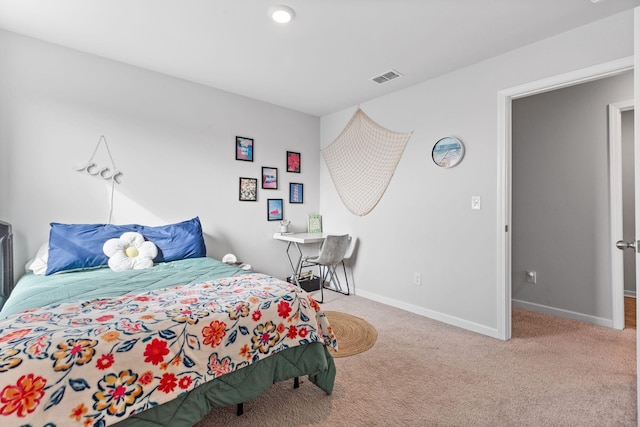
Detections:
[511, 71, 634, 325]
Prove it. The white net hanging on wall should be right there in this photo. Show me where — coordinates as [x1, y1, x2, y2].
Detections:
[322, 108, 413, 216]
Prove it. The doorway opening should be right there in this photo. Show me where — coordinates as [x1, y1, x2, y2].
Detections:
[497, 56, 634, 341]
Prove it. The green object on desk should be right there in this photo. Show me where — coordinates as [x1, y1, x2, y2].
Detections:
[308, 214, 322, 233]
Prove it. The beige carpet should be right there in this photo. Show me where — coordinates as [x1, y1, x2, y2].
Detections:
[324, 310, 377, 358]
[196, 294, 636, 426]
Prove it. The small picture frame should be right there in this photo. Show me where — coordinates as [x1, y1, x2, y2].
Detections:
[267, 199, 283, 221]
[289, 183, 303, 204]
[239, 177, 257, 201]
[262, 166, 278, 189]
[236, 136, 254, 162]
[308, 214, 322, 234]
[287, 151, 301, 173]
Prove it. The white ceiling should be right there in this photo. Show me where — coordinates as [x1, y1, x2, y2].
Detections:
[0, 0, 638, 117]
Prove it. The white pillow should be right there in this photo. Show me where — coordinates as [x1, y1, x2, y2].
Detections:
[103, 232, 157, 272]
[25, 243, 49, 275]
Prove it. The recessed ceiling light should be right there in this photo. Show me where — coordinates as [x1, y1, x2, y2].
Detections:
[269, 5, 295, 24]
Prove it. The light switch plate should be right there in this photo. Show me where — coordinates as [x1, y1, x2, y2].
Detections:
[471, 196, 481, 210]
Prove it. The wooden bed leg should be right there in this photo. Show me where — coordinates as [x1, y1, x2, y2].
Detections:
[294, 377, 300, 388]
[237, 403, 244, 416]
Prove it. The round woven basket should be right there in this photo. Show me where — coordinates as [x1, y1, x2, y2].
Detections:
[324, 311, 377, 358]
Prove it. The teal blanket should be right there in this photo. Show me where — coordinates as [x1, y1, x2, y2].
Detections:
[1, 257, 246, 318]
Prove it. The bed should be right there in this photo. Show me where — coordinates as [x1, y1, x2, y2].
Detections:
[0, 219, 337, 427]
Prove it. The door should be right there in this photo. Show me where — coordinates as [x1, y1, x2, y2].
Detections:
[611, 101, 634, 330]
[634, 8, 640, 415]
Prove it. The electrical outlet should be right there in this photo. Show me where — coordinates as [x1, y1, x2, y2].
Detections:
[413, 272, 422, 285]
[526, 270, 537, 284]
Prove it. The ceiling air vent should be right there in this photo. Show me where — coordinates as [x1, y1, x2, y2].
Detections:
[371, 69, 403, 84]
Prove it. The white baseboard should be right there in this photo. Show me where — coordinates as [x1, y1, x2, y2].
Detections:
[355, 289, 501, 339]
[512, 299, 613, 328]
[349, 292, 616, 339]
[624, 290, 636, 298]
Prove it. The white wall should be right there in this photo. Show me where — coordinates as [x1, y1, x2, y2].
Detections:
[511, 72, 633, 324]
[0, 29, 320, 282]
[319, 11, 635, 337]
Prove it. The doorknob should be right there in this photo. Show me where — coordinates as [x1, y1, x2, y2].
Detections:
[616, 240, 637, 251]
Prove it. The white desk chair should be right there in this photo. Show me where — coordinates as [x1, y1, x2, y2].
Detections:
[302, 234, 350, 302]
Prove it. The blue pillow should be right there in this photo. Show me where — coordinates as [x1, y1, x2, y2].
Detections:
[45, 217, 207, 275]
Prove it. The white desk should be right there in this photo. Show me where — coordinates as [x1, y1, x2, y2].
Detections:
[273, 232, 325, 286]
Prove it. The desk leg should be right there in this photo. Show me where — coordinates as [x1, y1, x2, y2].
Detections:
[293, 242, 304, 280]
[284, 242, 304, 287]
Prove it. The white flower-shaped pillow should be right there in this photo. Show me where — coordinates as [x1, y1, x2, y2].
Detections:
[103, 232, 157, 271]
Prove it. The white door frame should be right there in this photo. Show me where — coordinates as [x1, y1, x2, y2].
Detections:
[496, 56, 634, 341]
[609, 99, 635, 330]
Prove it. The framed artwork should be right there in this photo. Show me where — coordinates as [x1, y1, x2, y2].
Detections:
[267, 199, 283, 221]
[432, 136, 465, 168]
[236, 136, 254, 162]
[239, 177, 257, 201]
[289, 183, 303, 204]
[262, 166, 278, 189]
[287, 151, 301, 173]
[307, 214, 322, 233]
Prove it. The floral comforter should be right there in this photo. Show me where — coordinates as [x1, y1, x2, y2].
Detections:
[0, 273, 337, 427]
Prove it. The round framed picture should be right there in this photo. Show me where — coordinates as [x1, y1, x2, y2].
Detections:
[432, 136, 465, 168]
